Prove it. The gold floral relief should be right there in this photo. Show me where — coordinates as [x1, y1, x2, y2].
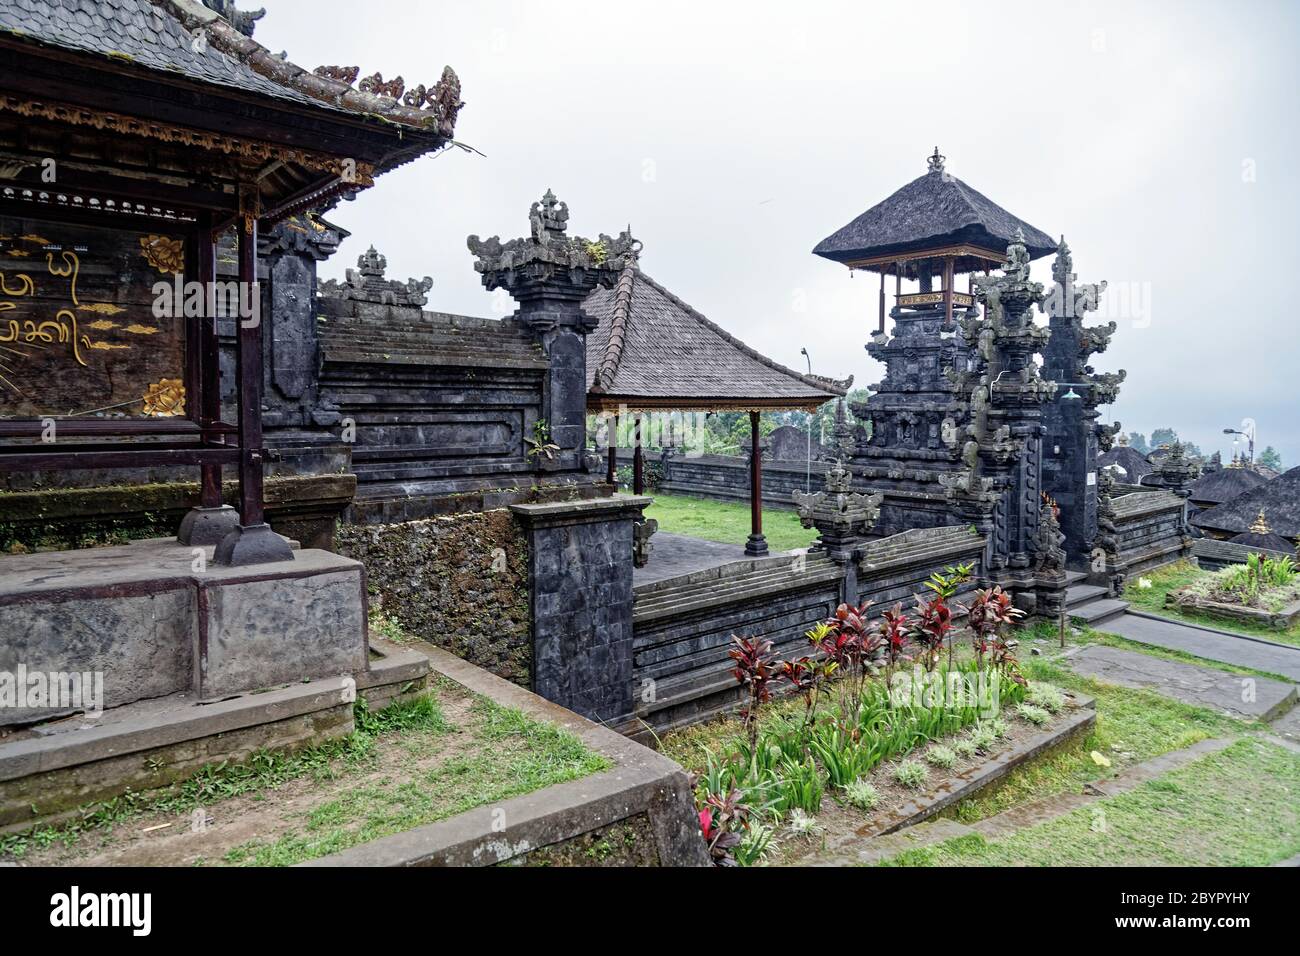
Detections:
[139, 235, 185, 275]
[142, 378, 186, 417]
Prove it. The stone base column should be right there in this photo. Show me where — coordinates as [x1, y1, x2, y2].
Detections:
[511, 495, 652, 723]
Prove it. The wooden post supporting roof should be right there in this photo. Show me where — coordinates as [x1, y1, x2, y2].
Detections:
[606, 412, 619, 485]
[632, 414, 645, 496]
[745, 410, 768, 557]
[213, 191, 292, 566]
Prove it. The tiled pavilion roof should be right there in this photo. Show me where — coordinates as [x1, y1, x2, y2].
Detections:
[584, 263, 847, 413]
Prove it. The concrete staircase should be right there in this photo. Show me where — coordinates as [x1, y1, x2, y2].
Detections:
[1063, 569, 1130, 626]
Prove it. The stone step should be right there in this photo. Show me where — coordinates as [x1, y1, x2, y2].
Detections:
[1066, 583, 1109, 607]
[1070, 598, 1130, 625]
[1064, 569, 1088, 585]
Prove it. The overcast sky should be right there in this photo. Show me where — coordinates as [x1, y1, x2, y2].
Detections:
[259, 0, 1300, 465]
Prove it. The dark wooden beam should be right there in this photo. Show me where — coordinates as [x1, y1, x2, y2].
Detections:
[632, 414, 644, 496]
[745, 410, 768, 557]
[606, 413, 619, 485]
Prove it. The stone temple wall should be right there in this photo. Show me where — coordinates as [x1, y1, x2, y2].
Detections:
[336, 510, 531, 686]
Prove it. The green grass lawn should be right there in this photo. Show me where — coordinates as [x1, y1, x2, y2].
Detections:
[945, 649, 1251, 824]
[1124, 560, 1300, 647]
[642, 492, 816, 553]
[883, 738, 1300, 866]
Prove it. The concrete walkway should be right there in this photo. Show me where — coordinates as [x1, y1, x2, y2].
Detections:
[1100, 612, 1300, 682]
[1064, 644, 1296, 721]
[633, 532, 787, 587]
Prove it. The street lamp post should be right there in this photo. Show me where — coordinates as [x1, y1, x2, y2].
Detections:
[1222, 426, 1255, 465]
[801, 347, 812, 493]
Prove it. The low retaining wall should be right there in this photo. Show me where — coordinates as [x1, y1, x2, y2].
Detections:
[613, 449, 827, 509]
[307, 646, 709, 867]
[1111, 490, 1194, 577]
[337, 509, 531, 686]
[1192, 537, 1294, 572]
[630, 525, 987, 734]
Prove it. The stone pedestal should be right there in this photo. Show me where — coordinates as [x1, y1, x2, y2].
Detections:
[511, 496, 651, 723]
[0, 538, 368, 725]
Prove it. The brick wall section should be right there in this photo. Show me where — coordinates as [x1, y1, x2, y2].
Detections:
[336, 510, 531, 685]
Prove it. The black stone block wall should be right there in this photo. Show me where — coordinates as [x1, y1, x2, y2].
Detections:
[512, 498, 650, 723]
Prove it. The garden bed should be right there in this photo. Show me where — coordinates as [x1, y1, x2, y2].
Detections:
[1167, 555, 1300, 632]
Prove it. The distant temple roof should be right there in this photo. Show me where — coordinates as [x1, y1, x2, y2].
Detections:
[584, 263, 849, 413]
[813, 149, 1056, 275]
[1193, 466, 1300, 541]
[1229, 510, 1296, 554]
[0, 0, 462, 138]
[1188, 465, 1267, 506]
[1098, 445, 1153, 482]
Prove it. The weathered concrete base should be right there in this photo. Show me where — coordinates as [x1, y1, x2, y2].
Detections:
[0, 537, 369, 720]
[304, 646, 710, 867]
[0, 639, 429, 833]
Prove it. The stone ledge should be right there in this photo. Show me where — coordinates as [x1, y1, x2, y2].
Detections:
[0, 678, 352, 784]
[510, 494, 652, 526]
[302, 645, 709, 867]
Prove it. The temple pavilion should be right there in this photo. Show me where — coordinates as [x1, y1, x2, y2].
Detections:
[584, 258, 846, 557]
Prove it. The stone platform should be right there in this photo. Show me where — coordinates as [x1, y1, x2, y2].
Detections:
[0, 537, 369, 725]
[0, 638, 429, 831]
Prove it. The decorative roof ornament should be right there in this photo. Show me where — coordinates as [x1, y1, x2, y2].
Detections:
[792, 460, 883, 562]
[200, 0, 265, 37]
[319, 245, 432, 307]
[468, 189, 640, 286]
[926, 146, 946, 174]
[1250, 509, 1272, 535]
[359, 72, 405, 100]
[313, 65, 360, 85]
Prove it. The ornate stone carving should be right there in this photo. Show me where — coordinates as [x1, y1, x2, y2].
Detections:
[792, 460, 883, 562]
[319, 245, 432, 307]
[633, 517, 658, 568]
[359, 72, 405, 100]
[313, 65, 360, 85]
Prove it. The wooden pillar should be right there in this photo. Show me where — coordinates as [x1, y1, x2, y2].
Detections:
[632, 414, 644, 495]
[745, 410, 768, 556]
[196, 213, 222, 510]
[176, 211, 240, 547]
[213, 189, 292, 566]
[943, 255, 955, 328]
[606, 412, 619, 485]
[877, 268, 886, 334]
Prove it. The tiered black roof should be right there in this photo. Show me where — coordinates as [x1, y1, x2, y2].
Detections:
[813, 150, 1055, 275]
[1188, 466, 1268, 507]
[1193, 466, 1300, 541]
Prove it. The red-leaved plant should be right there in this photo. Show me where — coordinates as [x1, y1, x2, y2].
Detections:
[964, 586, 1023, 670]
[880, 603, 911, 675]
[812, 600, 882, 728]
[728, 635, 778, 748]
[699, 788, 753, 866]
[911, 593, 953, 673]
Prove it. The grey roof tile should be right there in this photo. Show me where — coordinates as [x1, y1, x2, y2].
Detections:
[584, 265, 844, 410]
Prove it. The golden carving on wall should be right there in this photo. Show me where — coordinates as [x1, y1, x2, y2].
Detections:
[139, 235, 185, 275]
[142, 378, 186, 417]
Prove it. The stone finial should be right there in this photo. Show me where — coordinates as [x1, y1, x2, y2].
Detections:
[319, 244, 432, 307]
[467, 191, 640, 307]
[792, 460, 883, 562]
[1117, 430, 1129, 447]
[1051, 235, 1073, 287]
[927, 146, 946, 173]
[1250, 510, 1272, 535]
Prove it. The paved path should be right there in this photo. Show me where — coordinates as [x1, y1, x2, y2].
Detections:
[1064, 644, 1296, 720]
[633, 532, 787, 587]
[1099, 612, 1300, 682]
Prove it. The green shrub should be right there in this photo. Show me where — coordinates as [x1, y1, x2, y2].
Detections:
[1026, 682, 1065, 714]
[843, 778, 880, 810]
[1017, 702, 1052, 726]
[968, 724, 998, 754]
[953, 738, 979, 759]
[892, 759, 929, 790]
[926, 745, 958, 769]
